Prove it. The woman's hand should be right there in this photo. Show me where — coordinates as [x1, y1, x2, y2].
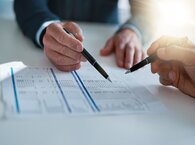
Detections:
[147, 36, 195, 97]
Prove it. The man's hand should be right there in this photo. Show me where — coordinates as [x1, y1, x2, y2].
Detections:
[100, 29, 146, 69]
[147, 36, 195, 97]
[43, 22, 86, 72]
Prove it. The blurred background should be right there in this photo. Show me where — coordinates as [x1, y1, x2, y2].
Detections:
[0, 0, 131, 22]
[0, 0, 14, 19]
[0, 0, 195, 40]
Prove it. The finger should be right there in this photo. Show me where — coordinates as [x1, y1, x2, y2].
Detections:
[141, 49, 147, 60]
[147, 36, 189, 55]
[55, 63, 81, 72]
[157, 45, 195, 65]
[80, 56, 87, 62]
[150, 60, 161, 73]
[115, 39, 126, 67]
[158, 67, 173, 86]
[158, 62, 177, 86]
[124, 43, 135, 69]
[177, 70, 195, 97]
[100, 38, 114, 56]
[63, 22, 84, 42]
[43, 35, 83, 61]
[159, 62, 172, 72]
[45, 47, 80, 65]
[47, 23, 83, 52]
[133, 47, 142, 65]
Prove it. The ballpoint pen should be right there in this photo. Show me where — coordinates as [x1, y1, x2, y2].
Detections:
[63, 28, 112, 82]
[125, 53, 157, 74]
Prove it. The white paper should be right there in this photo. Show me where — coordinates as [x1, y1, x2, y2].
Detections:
[1, 64, 166, 118]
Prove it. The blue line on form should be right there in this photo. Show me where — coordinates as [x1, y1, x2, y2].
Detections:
[10, 67, 20, 113]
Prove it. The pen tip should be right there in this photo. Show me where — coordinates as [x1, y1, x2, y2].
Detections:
[107, 77, 112, 83]
[125, 70, 131, 74]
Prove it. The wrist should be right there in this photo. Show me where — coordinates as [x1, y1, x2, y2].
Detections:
[119, 28, 137, 36]
[36, 20, 60, 48]
[117, 24, 142, 42]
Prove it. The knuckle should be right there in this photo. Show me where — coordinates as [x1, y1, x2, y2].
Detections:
[65, 21, 75, 29]
[70, 21, 79, 28]
[127, 42, 134, 50]
[66, 21, 73, 25]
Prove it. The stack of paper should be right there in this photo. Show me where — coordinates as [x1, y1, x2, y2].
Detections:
[0, 62, 166, 118]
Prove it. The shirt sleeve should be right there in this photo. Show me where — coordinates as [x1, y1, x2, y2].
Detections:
[118, 0, 159, 44]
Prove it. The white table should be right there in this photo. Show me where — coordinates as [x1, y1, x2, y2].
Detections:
[1, 18, 195, 145]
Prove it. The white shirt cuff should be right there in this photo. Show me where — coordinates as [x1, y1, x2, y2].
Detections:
[36, 20, 60, 48]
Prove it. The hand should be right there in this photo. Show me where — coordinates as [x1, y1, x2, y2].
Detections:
[43, 21, 86, 72]
[100, 29, 146, 69]
[147, 36, 195, 97]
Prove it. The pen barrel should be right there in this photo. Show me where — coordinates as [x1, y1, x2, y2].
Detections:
[63, 28, 109, 80]
[129, 53, 158, 72]
[81, 49, 108, 79]
[93, 62, 108, 79]
[129, 59, 148, 72]
[81, 49, 96, 64]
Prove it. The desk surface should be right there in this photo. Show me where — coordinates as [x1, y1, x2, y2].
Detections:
[1, 18, 195, 145]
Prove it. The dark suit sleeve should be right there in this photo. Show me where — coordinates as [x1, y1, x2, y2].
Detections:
[14, 0, 60, 46]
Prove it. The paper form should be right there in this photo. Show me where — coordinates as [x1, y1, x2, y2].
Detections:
[1, 65, 166, 118]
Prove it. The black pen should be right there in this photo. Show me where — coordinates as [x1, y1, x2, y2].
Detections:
[125, 53, 157, 74]
[63, 28, 112, 82]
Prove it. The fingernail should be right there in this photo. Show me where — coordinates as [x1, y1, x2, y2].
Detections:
[168, 71, 176, 81]
[126, 63, 131, 69]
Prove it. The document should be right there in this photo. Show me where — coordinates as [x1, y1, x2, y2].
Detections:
[1, 63, 166, 118]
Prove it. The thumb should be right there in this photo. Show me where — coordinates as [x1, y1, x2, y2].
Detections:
[100, 38, 114, 56]
[157, 46, 195, 65]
